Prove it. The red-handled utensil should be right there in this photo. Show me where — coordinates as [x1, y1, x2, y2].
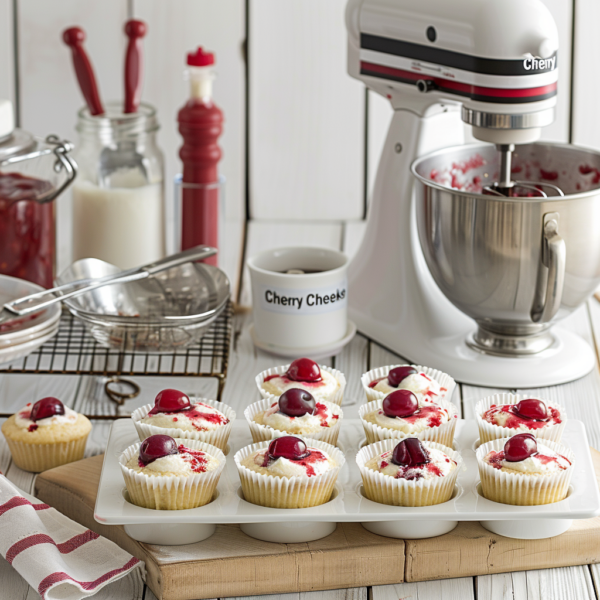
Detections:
[123, 19, 147, 114]
[62, 27, 104, 116]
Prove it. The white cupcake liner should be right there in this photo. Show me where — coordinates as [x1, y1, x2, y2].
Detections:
[234, 437, 345, 509]
[475, 393, 566, 444]
[244, 398, 343, 446]
[356, 439, 463, 507]
[476, 437, 574, 506]
[359, 398, 458, 447]
[119, 438, 226, 510]
[361, 364, 456, 405]
[255, 363, 347, 406]
[5, 432, 89, 473]
[131, 398, 236, 452]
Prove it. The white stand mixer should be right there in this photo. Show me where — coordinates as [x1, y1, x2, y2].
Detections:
[345, 0, 596, 387]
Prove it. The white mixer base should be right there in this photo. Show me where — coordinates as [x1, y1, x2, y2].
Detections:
[353, 320, 594, 388]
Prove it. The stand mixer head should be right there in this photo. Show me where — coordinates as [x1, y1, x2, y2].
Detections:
[345, 0, 600, 386]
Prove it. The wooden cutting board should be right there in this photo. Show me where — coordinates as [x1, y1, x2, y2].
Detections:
[34, 451, 600, 600]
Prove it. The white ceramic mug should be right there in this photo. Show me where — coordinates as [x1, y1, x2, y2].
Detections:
[247, 247, 349, 350]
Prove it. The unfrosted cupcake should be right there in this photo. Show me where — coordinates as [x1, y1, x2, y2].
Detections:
[476, 393, 565, 443]
[1, 397, 91, 472]
[119, 434, 225, 510]
[245, 389, 343, 445]
[131, 389, 235, 452]
[359, 390, 458, 447]
[256, 358, 346, 406]
[357, 438, 462, 506]
[361, 364, 454, 405]
[477, 433, 574, 506]
[235, 435, 345, 508]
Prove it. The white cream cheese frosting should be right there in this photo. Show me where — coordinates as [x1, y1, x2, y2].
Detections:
[366, 446, 457, 480]
[241, 447, 335, 478]
[372, 372, 446, 404]
[261, 369, 339, 402]
[126, 445, 220, 477]
[15, 404, 78, 429]
[485, 443, 571, 474]
[258, 400, 340, 434]
[365, 401, 452, 435]
[140, 401, 229, 432]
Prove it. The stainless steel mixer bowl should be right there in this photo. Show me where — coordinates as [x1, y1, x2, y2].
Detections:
[411, 142, 600, 356]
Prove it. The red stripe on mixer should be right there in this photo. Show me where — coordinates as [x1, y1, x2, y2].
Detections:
[360, 62, 557, 103]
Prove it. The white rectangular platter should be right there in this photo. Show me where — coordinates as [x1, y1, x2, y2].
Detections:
[96, 417, 599, 537]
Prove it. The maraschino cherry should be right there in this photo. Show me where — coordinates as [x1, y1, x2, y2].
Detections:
[139, 435, 179, 465]
[149, 389, 192, 415]
[279, 389, 316, 417]
[382, 389, 419, 418]
[513, 399, 549, 422]
[286, 358, 322, 383]
[267, 436, 310, 461]
[391, 438, 430, 466]
[387, 366, 418, 388]
[504, 433, 537, 462]
[30, 397, 65, 422]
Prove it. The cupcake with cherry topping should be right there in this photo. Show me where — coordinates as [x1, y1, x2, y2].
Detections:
[235, 435, 345, 508]
[256, 358, 346, 406]
[361, 364, 454, 405]
[357, 437, 462, 507]
[245, 388, 343, 445]
[359, 389, 458, 446]
[131, 389, 235, 452]
[477, 433, 574, 506]
[476, 393, 565, 444]
[1, 397, 91, 472]
[119, 434, 225, 510]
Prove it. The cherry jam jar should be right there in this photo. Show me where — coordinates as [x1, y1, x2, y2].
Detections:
[0, 126, 76, 288]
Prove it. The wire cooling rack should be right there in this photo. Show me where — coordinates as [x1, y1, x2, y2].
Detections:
[0, 302, 233, 404]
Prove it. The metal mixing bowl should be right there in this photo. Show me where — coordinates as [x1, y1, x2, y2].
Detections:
[56, 259, 230, 353]
[411, 142, 600, 356]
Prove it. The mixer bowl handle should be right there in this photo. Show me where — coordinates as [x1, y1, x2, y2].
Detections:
[531, 212, 565, 324]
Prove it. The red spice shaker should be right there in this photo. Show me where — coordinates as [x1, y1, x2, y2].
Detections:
[0, 99, 77, 288]
[177, 47, 223, 266]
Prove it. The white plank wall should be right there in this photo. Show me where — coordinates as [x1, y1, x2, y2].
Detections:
[0, 0, 14, 106]
[248, 0, 365, 221]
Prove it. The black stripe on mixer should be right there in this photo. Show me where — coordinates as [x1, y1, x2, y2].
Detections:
[361, 33, 557, 76]
[360, 62, 557, 104]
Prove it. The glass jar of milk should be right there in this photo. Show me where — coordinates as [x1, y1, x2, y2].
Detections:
[72, 101, 165, 270]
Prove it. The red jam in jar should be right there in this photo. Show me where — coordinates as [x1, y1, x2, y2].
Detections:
[0, 172, 55, 288]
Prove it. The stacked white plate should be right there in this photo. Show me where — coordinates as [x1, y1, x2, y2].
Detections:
[0, 275, 61, 366]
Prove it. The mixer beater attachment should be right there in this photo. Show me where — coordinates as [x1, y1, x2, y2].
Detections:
[483, 144, 564, 198]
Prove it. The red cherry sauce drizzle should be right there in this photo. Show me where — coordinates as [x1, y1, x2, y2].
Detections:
[392, 462, 443, 481]
[178, 444, 210, 473]
[261, 448, 327, 477]
[188, 405, 229, 431]
[28, 424, 38, 433]
[315, 402, 335, 427]
[484, 404, 561, 430]
[486, 450, 570, 470]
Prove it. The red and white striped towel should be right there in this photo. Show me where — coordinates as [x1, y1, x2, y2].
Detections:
[0, 473, 143, 600]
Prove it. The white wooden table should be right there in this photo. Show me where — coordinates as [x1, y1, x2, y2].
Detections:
[2, 300, 600, 599]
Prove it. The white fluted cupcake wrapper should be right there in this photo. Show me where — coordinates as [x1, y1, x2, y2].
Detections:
[244, 398, 343, 446]
[5, 433, 89, 473]
[359, 398, 458, 447]
[476, 437, 574, 506]
[361, 364, 456, 405]
[119, 438, 226, 510]
[255, 364, 347, 406]
[356, 439, 462, 507]
[131, 398, 236, 452]
[475, 393, 566, 444]
[234, 437, 345, 509]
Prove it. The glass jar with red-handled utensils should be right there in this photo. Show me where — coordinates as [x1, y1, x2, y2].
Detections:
[63, 22, 166, 271]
